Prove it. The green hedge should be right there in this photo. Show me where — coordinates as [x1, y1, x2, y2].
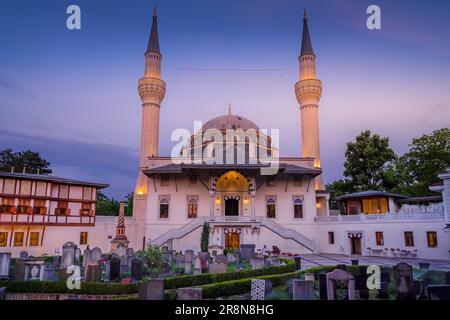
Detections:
[164, 259, 296, 289]
[0, 280, 138, 295]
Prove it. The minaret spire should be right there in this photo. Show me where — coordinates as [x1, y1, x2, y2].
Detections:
[147, 6, 160, 53]
[301, 10, 314, 57]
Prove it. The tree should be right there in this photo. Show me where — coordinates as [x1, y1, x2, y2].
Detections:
[200, 222, 210, 252]
[136, 244, 164, 277]
[0, 148, 52, 174]
[124, 192, 134, 216]
[391, 128, 450, 196]
[95, 191, 119, 216]
[343, 130, 397, 191]
[325, 179, 354, 209]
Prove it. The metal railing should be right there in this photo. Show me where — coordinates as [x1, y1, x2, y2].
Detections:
[315, 211, 445, 223]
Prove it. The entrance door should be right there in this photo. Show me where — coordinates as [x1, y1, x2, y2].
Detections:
[350, 237, 362, 255]
[225, 198, 239, 216]
[225, 232, 240, 249]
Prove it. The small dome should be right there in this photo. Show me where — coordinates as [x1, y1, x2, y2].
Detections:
[202, 113, 259, 132]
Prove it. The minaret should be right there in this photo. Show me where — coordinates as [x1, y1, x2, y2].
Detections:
[294, 11, 323, 188]
[135, 7, 166, 196]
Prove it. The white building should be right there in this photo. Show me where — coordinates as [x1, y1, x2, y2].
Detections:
[1, 10, 448, 260]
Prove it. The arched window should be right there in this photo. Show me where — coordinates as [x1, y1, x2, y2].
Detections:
[266, 197, 276, 218]
[159, 197, 169, 218]
[293, 198, 303, 218]
[187, 197, 198, 218]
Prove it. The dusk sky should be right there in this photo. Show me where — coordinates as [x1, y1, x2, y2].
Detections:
[1, 0, 449, 199]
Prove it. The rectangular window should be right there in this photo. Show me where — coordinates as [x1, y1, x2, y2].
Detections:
[19, 180, 32, 196]
[160, 204, 169, 218]
[80, 232, 88, 245]
[0, 232, 8, 247]
[18, 198, 32, 214]
[1, 197, 16, 213]
[59, 185, 69, 199]
[188, 203, 198, 218]
[362, 197, 388, 214]
[80, 203, 92, 216]
[266, 204, 276, 218]
[294, 203, 303, 218]
[328, 232, 335, 244]
[35, 181, 47, 196]
[55, 201, 69, 215]
[404, 231, 414, 247]
[14, 232, 24, 246]
[4, 179, 16, 194]
[375, 231, 384, 246]
[29, 232, 39, 246]
[33, 199, 47, 215]
[426, 231, 438, 248]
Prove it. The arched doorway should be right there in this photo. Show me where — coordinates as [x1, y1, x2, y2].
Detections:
[215, 171, 250, 217]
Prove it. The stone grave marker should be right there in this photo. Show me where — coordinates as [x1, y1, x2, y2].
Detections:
[43, 264, 58, 282]
[193, 256, 202, 275]
[126, 248, 134, 256]
[174, 253, 184, 268]
[120, 255, 130, 275]
[240, 244, 255, 260]
[91, 247, 102, 261]
[61, 242, 77, 268]
[116, 244, 127, 257]
[293, 256, 301, 270]
[326, 269, 355, 300]
[293, 280, 314, 300]
[227, 252, 237, 263]
[215, 254, 228, 264]
[138, 279, 164, 300]
[109, 256, 120, 281]
[184, 249, 194, 263]
[251, 279, 272, 300]
[177, 287, 202, 300]
[250, 256, 264, 270]
[86, 264, 101, 283]
[0, 253, 11, 278]
[131, 258, 143, 281]
[393, 262, 415, 300]
[210, 262, 227, 274]
[83, 248, 92, 268]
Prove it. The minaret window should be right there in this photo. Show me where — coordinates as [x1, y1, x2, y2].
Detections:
[266, 197, 276, 218]
[187, 196, 198, 218]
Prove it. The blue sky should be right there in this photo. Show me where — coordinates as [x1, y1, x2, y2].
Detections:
[1, 0, 449, 198]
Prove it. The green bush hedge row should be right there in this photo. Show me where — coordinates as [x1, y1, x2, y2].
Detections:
[164, 259, 296, 289]
[0, 280, 138, 295]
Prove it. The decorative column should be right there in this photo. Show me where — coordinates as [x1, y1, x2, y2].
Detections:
[111, 202, 129, 252]
[250, 190, 256, 221]
[209, 190, 215, 221]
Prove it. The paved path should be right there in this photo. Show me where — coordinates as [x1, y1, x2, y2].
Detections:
[298, 254, 450, 271]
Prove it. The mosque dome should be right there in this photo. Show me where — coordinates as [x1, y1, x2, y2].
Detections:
[202, 113, 259, 132]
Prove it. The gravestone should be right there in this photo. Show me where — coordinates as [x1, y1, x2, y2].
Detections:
[318, 273, 328, 299]
[393, 262, 415, 300]
[177, 287, 202, 300]
[91, 247, 102, 261]
[304, 273, 315, 282]
[162, 262, 172, 274]
[251, 279, 272, 300]
[184, 261, 192, 275]
[61, 242, 77, 268]
[126, 248, 134, 256]
[120, 255, 130, 275]
[162, 250, 174, 264]
[43, 264, 58, 282]
[75, 248, 81, 265]
[210, 262, 227, 274]
[0, 287, 5, 300]
[86, 264, 101, 283]
[193, 256, 202, 275]
[116, 244, 127, 257]
[293, 280, 314, 300]
[356, 266, 369, 299]
[326, 269, 355, 300]
[131, 258, 143, 281]
[30, 265, 40, 280]
[83, 248, 92, 268]
[427, 285, 450, 300]
[19, 251, 28, 259]
[109, 257, 120, 281]
[199, 252, 209, 273]
[138, 279, 164, 300]
[240, 244, 255, 260]
[250, 257, 264, 270]
[58, 267, 70, 283]
[215, 254, 228, 264]
[293, 256, 301, 270]
[0, 253, 11, 278]
[184, 250, 194, 263]
[174, 253, 184, 268]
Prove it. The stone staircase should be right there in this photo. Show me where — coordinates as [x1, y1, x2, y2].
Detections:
[151, 217, 208, 247]
[260, 217, 316, 252]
